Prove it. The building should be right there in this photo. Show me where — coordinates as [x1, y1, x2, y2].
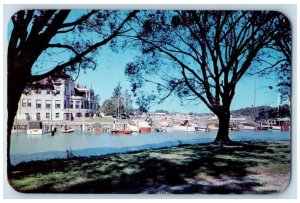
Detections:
[16, 74, 99, 121]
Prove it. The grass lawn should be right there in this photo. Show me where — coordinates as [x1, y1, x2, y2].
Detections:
[8, 141, 291, 194]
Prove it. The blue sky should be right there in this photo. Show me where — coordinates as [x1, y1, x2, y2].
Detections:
[75, 46, 281, 113]
[8, 10, 283, 114]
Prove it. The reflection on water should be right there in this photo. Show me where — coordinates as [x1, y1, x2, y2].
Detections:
[10, 130, 290, 165]
[26, 134, 43, 139]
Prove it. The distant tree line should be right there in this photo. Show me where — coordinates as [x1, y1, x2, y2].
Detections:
[231, 104, 290, 119]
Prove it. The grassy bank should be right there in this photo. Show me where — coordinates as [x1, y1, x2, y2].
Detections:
[8, 141, 290, 194]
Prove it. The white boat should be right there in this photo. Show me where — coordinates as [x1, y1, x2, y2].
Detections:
[195, 126, 211, 132]
[173, 125, 196, 132]
[271, 125, 282, 130]
[27, 121, 43, 135]
[173, 120, 196, 132]
[128, 120, 139, 132]
[128, 120, 151, 133]
[155, 126, 174, 133]
[241, 125, 255, 130]
[61, 128, 75, 133]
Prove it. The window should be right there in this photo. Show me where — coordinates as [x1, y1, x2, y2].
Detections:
[46, 100, 51, 109]
[36, 113, 40, 120]
[46, 113, 50, 119]
[56, 90, 60, 95]
[36, 100, 41, 109]
[55, 113, 59, 118]
[75, 101, 80, 109]
[55, 100, 61, 109]
[22, 99, 26, 107]
[36, 89, 41, 94]
[47, 90, 51, 94]
[70, 101, 73, 109]
[25, 113, 30, 121]
[27, 99, 31, 107]
[76, 112, 82, 117]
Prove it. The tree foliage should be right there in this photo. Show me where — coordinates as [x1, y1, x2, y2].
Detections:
[101, 83, 134, 117]
[124, 10, 291, 142]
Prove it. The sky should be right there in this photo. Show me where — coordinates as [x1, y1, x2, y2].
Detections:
[8, 10, 284, 114]
[74, 46, 281, 113]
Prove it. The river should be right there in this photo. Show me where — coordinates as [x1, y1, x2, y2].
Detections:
[10, 130, 290, 165]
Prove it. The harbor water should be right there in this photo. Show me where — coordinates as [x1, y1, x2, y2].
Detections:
[10, 130, 291, 165]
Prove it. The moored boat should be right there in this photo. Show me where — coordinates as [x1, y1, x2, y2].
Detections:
[61, 128, 75, 133]
[116, 129, 133, 134]
[229, 124, 241, 131]
[92, 123, 102, 133]
[195, 126, 211, 132]
[128, 120, 139, 132]
[128, 120, 151, 133]
[139, 127, 151, 133]
[173, 120, 196, 132]
[27, 121, 43, 135]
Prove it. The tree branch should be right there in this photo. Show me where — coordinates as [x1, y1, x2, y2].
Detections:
[48, 43, 80, 55]
[59, 10, 98, 28]
[30, 10, 138, 82]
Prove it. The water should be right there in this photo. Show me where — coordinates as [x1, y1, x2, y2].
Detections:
[10, 130, 290, 165]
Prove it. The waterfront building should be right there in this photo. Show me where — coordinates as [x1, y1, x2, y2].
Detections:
[16, 73, 99, 121]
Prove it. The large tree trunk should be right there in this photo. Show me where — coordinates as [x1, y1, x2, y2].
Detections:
[214, 109, 231, 143]
[7, 57, 31, 177]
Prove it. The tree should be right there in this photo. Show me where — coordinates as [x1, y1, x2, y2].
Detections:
[112, 83, 124, 118]
[274, 17, 291, 102]
[101, 99, 116, 116]
[123, 89, 133, 114]
[248, 14, 291, 102]
[125, 10, 290, 143]
[101, 83, 134, 117]
[7, 9, 137, 169]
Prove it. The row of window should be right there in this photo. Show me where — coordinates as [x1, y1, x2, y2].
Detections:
[25, 112, 93, 120]
[22, 99, 96, 110]
[22, 99, 61, 109]
[25, 112, 60, 120]
[27, 89, 61, 95]
[75, 112, 92, 117]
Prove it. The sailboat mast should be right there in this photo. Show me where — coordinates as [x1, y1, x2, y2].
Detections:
[253, 81, 256, 121]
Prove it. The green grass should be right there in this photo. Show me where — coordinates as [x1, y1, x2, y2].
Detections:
[8, 141, 291, 194]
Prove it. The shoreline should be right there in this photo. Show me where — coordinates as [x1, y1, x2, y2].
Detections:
[8, 141, 291, 194]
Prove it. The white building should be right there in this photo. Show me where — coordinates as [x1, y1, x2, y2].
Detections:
[16, 74, 99, 121]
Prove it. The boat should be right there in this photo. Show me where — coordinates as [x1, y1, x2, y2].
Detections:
[110, 128, 133, 134]
[195, 126, 211, 132]
[173, 120, 196, 132]
[92, 123, 102, 133]
[229, 124, 241, 131]
[269, 118, 290, 131]
[254, 122, 272, 131]
[138, 121, 152, 133]
[155, 126, 174, 133]
[128, 120, 139, 132]
[116, 129, 133, 134]
[161, 121, 174, 132]
[27, 121, 43, 135]
[240, 122, 256, 130]
[61, 128, 75, 133]
[128, 120, 152, 133]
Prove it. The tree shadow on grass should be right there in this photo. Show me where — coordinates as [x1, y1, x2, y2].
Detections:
[9, 142, 290, 194]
